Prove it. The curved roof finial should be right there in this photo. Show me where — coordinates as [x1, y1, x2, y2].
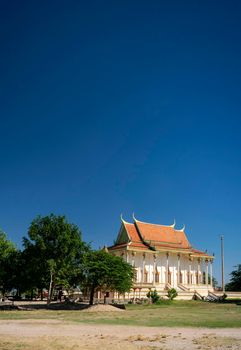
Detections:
[170, 219, 176, 228]
[120, 213, 124, 222]
[132, 212, 137, 221]
[176, 224, 185, 232]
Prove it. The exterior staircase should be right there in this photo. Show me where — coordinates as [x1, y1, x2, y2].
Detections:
[178, 284, 190, 291]
[194, 290, 204, 300]
[165, 283, 172, 290]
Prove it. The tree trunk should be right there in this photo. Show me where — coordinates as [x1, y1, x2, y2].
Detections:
[40, 289, 43, 301]
[47, 271, 54, 305]
[89, 285, 95, 305]
[16, 288, 20, 299]
[50, 283, 55, 302]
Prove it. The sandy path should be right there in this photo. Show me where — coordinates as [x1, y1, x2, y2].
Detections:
[0, 320, 241, 349]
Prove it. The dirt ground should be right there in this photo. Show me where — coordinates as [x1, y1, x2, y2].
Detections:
[0, 319, 241, 350]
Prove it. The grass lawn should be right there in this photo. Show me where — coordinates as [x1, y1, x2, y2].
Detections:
[0, 301, 241, 328]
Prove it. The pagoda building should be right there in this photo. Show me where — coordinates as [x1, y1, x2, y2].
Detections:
[108, 215, 214, 299]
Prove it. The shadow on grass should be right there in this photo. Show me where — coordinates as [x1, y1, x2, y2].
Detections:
[0, 301, 90, 311]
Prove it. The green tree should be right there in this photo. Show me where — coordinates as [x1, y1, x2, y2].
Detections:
[23, 214, 88, 304]
[0, 230, 17, 297]
[225, 265, 241, 291]
[18, 244, 46, 299]
[81, 250, 134, 305]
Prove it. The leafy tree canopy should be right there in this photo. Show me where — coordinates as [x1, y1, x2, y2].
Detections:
[0, 230, 16, 258]
[225, 264, 241, 291]
[82, 250, 134, 305]
[23, 214, 89, 302]
[0, 230, 17, 296]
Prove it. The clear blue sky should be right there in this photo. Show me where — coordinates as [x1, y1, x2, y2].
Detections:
[1, 1, 241, 285]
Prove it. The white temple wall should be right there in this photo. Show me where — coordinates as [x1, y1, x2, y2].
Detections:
[156, 253, 165, 283]
[168, 253, 178, 287]
[114, 250, 212, 292]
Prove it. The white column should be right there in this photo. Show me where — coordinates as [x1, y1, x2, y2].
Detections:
[160, 255, 163, 283]
[201, 258, 204, 284]
[142, 253, 145, 283]
[177, 254, 180, 285]
[153, 254, 156, 285]
[166, 253, 169, 285]
[192, 258, 197, 286]
[193, 259, 196, 285]
[210, 260, 213, 288]
[148, 255, 151, 283]
[189, 260, 191, 285]
[192, 259, 195, 285]
[131, 252, 135, 267]
[205, 259, 209, 286]
[197, 258, 200, 285]
[184, 257, 187, 284]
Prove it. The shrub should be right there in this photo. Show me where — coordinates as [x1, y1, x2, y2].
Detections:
[146, 289, 160, 303]
[167, 288, 178, 300]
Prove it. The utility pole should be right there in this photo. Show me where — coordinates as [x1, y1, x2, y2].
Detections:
[220, 235, 225, 292]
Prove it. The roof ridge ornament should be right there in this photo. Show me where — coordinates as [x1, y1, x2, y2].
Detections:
[132, 212, 137, 221]
[170, 219, 176, 228]
[176, 224, 185, 231]
[120, 213, 128, 224]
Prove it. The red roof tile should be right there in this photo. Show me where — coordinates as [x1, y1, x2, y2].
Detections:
[123, 222, 140, 242]
[108, 242, 129, 250]
[135, 220, 191, 249]
[109, 217, 211, 257]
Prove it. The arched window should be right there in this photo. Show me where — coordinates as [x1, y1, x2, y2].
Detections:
[187, 272, 190, 284]
[155, 268, 160, 283]
[179, 271, 183, 284]
[195, 272, 198, 284]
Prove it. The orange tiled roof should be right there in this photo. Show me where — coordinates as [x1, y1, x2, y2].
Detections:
[123, 222, 140, 242]
[135, 220, 191, 249]
[109, 242, 129, 250]
[108, 216, 210, 256]
[191, 248, 209, 256]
